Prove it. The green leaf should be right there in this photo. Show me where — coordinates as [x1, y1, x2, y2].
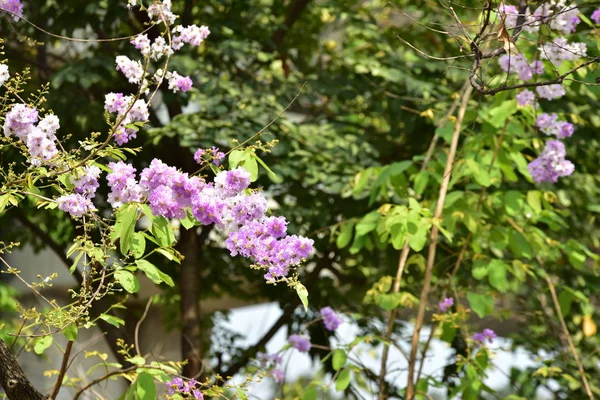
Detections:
[509, 231, 533, 260]
[296, 283, 309, 312]
[302, 386, 318, 400]
[136, 373, 156, 400]
[488, 259, 508, 292]
[180, 211, 196, 230]
[255, 155, 283, 183]
[435, 121, 454, 143]
[467, 292, 494, 318]
[413, 170, 429, 195]
[355, 211, 380, 236]
[118, 204, 138, 256]
[527, 191, 542, 213]
[34, 336, 53, 355]
[335, 369, 351, 391]
[127, 355, 146, 366]
[228, 150, 246, 169]
[332, 349, 347, 371]
[236, 388, 248, 400]
[63, 324, 78, 341]
[130, 232, 146, 259]
[136, 260, 174, 287]
[558, 290, 574, 317]
[99, 314, 125, 328]
[336, 223, 354, 249]
[151, 216, 176, 247]
[115, 270, 140, 293]
[471, 262, 488, 280]
[504, 191, 523, 216]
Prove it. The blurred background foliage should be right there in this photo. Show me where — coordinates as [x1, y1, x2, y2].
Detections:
[1, 0, 600, 398]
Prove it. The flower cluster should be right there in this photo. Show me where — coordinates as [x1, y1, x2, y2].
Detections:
[535, 84, 565, 101]
[166, 71, 193, 93]
[194, 146, 225, 166]
[498, 2, 589, 184]
[105, 159, 313, 281]
[472, 328, 497, 344]
[115, 56, 144, 85]
[498, 54, 543, 82]
[288, 334, 311, 353]
[3, 104, 60, 166]
[106, 161, 144, 207]
[104, 93, 149, 145]
[438, 297, 454, 313]
[516, 89, 536, 107]
[536, 113, 574, 139]
[321, 306, 343, 331]
[257, 352, 284, 384]
[57, 165, 102, 218]
[539, 37, 587, 66]
[528, 140, 574, 184]
[0, 0, 23, 20]
[165, 377, 203, 399]
[502, 1, 581, 35]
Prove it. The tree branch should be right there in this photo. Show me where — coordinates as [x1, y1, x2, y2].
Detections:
[271, 0, 311, 48]
[405, 83, 473, 399]
[0, 338, 46, 400]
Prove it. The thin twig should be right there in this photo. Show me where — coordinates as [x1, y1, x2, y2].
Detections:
[544, 270, 594, 400]
[377, 244, 410, 400]
[405, 84, 473, 399]
[135, 296, 154, 357]
[47, 340, 74, 400]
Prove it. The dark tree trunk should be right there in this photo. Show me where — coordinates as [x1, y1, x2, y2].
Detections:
[0, 339, 46, 400]
[271, 0, 311, 48]
[179, 227, 203, 378]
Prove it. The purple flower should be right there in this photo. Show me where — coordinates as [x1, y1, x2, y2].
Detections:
[536, 84, 565, 100]
[214, 167, 251, 197]
[271, 368, 285, 384]
[473, 328, 497, 344]
[516, 90, 535, 107]
[438, 297, 454, 313]
[166, 71, 193, 92]
[71, 166, 101, 197]
[536, 113, 574, 139]
[193, 148, 206, 164]
[115, 56, 144, 84]
[0, 0, 23, 20]
[528, 140, 574, 184]
[4, 104, 39, 140]
[321, 306, 343, 331]
[106, 162, 144, 208]
[192, 389, 204, 400]
[56, 193, 93, 218]
[592, 9, 600, 24]
[172, 25, 211, 51]
[288, 334, 311, 352]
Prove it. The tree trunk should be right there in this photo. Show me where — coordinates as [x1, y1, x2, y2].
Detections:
[0, 338, 46, 400]
[179, 228, 203, 378]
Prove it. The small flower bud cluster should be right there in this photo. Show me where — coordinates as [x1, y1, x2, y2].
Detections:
[3, 104, 60, 166]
